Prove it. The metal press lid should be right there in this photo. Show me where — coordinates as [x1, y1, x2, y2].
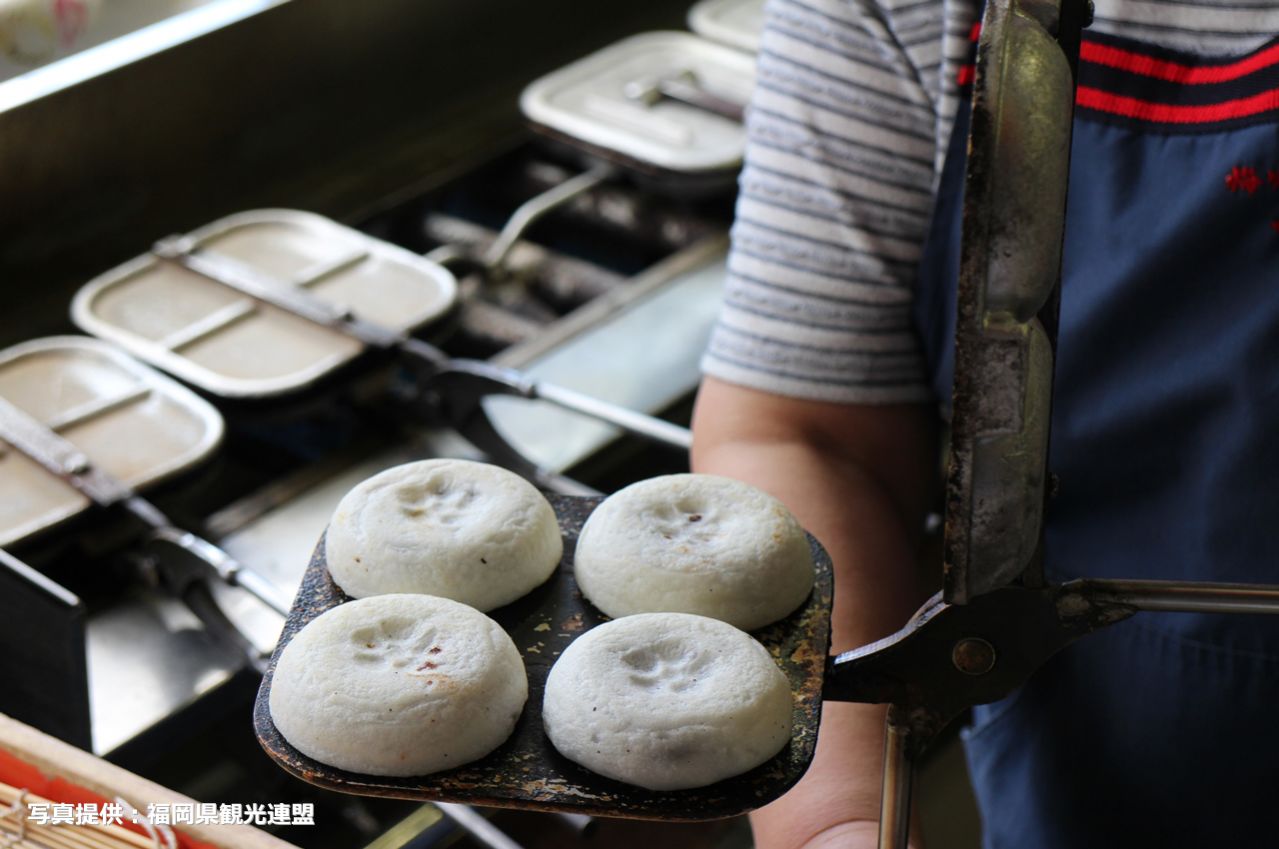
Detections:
[520, 31, 756, 174]
[688, 0, 764, 53]
[0, 336, 224, 547]
[71, 209, 458, 398]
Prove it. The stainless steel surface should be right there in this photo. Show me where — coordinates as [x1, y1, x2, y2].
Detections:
[7, 12, 732, 849]
[487, 237, 726, 472]
[687, 0, 764, 53]
[87, 588, 248, 753]
[519, 31, 754, 176]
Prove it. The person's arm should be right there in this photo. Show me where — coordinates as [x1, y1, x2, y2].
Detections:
[691, 376, 939, 849]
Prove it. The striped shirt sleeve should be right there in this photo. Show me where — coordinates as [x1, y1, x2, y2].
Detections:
[700, 0, 1273, 404]
[701, 0, 977, 404]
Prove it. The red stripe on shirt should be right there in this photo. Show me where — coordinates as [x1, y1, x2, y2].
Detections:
[1081, 40, 1279, 85]
[1076, 84, 1279, 123]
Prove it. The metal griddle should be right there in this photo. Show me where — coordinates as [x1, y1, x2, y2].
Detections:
[73, 211, 693, 488]
[252, 494, 834, 820]
[519, 31, 753, 198]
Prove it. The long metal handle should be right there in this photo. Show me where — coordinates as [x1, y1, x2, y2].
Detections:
[531, 379, 693, 450]
[180, 581, 270, 674]
[146, 525, 292, 616]
[424, 359, 692, 452]
[484, 166, 613, 273]
[878, 706, 915, 849]
[1071, 579, 1279, 615]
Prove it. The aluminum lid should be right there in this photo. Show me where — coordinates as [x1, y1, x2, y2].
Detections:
[72, 209, 458, 398]
[0, 336, 225, 547]
[688, 0, 763, 53]
[520, 31, 755, 174]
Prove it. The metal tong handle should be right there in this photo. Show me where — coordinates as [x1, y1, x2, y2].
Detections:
[827, 578, 1279, 849]
[142, 524, 291, 616]
[483, 165, 613, 273]
[424, 358, 692, 451]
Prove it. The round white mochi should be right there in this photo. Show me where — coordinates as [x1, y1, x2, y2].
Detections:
[543, 612, 792, 790]
[269, 594, 527, 776]
[573, 474, 814, 630]
[325, 459, 562, 611]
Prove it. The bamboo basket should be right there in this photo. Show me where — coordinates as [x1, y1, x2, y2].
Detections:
[0, 714, 298, 849]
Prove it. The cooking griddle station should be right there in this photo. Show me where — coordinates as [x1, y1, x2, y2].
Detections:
[0, 337, 290, 670]
[248, 0, 1279, 841]
[72, 209, 692, 489]
[252, 495, 834, 820]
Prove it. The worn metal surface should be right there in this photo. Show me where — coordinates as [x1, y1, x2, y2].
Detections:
[943, 0, 1079, 604]
[253, 493, 834, 821]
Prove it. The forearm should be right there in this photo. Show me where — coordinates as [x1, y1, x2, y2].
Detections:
[691, 378, 937, 849]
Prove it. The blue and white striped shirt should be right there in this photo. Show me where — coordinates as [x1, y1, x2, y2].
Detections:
[701, 0, 1279, 403]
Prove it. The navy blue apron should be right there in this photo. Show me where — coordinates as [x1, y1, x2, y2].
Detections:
[914, 30, 1279, 848]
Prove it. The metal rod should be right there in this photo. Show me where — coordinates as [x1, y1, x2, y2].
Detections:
[146, 526, 291, 616]
[1077, 578, 1279, 615]
[435, 803, 526, 849]
[484, 165, 613, 273]
[878, 706, 914, 849]
[532, 380, 693, 451]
